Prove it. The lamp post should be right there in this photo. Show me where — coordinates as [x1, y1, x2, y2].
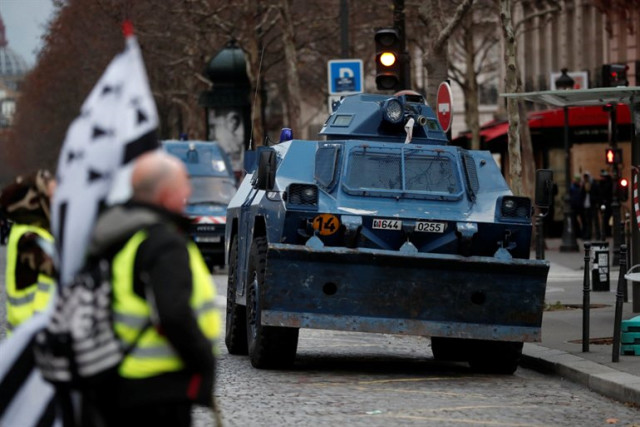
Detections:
[556, 69, 579, 252]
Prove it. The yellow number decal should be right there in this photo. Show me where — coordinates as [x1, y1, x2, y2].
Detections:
[312, 214, 340, 236]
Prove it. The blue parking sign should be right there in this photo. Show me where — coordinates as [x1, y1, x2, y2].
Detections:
[328, 59, 363, 95]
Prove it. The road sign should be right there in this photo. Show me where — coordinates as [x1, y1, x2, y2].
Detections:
[436, 82, 453, 133]
[328, 59, 363, 95]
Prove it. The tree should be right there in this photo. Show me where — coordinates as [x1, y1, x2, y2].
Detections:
[417, 0, 475, 108]
[499, 0, 524, 194]
[449, 0, 500, 150]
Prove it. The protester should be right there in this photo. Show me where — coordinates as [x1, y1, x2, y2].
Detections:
[569, 173, 583, 238]
[598, 169, 613, 239]
[84, 151, 220, 427]
[580, 171, 601, 241]
[0, 170, 56, 335]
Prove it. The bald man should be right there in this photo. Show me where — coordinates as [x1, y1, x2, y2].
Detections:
[83, 151, 221, 427]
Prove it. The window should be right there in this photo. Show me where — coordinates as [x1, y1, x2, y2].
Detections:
[343, 146, 462, 200]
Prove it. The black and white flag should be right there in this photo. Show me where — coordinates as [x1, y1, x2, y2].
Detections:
[0, 23, 158, 426]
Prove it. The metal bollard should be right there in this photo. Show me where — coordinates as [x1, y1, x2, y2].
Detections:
[583, 242, 591, 353]
[535, 213, 545, 260]
[613, 244, 628, 362]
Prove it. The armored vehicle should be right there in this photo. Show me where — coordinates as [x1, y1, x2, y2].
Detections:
[224, 93, 551, 374]
[162, 140, 236, 269]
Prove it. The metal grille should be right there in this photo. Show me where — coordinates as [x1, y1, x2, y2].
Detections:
[346, 152, 402, 190]
[288, 184, 318, 206]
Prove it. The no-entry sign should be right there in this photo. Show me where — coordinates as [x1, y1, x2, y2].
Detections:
[436, 82, 453, 133]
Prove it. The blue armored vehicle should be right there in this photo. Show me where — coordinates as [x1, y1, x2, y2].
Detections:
[162, 140, 237, 269]
[224, 93, 551, 374]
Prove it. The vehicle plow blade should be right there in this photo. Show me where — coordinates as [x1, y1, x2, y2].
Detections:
[261, 243, 550, 342]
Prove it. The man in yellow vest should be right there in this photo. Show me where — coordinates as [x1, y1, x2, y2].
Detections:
[84, 151, 220, 427]
[0, 170, 56, 336]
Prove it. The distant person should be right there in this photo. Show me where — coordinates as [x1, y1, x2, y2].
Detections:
[598, 169, 613, 239]
[83, 151, 221, 427]
[208, 107, 244, 173]
[569, 173, 583, 238]
[580, 171, 601, 241]
[0, 170, 56, 335]
[0, 212, 10, 245]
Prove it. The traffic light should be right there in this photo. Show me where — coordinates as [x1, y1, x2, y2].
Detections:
[617, 177, 629, 202]
[602, 64, 629, 87]
[375, 28, 402, 91]
[605, 148, 623, 164]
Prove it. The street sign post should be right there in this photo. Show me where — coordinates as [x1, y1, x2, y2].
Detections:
[436, 82, 453, 133]
[327, 59, 363, 95]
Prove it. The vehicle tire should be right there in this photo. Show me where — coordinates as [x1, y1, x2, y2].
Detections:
[225, 236, 248, 355]
[468, 340, 523, 375]
[246, 236, 299, 369]
[430, 337, 471, 362]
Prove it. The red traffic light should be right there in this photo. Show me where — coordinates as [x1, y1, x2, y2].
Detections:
[617, 177, 630, 202]
[605, 148, 622, 164]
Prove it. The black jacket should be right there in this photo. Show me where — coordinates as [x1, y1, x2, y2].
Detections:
[88, 202, 215, 408]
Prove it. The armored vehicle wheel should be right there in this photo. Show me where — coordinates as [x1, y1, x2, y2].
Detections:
[468, 341, 523, 375]
[246, 236, 299, 369]
[225, 236, 248, 355]
[430, 337, 471, 362]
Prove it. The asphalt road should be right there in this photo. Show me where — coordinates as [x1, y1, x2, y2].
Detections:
[2, 248, 640, 426]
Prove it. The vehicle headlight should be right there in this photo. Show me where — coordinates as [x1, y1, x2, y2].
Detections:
[498, 196, 531, 220]
[287, 184, 318, 208]
[382, 98, 403, 124]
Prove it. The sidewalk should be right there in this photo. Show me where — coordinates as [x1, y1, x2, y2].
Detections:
[521, 237, 640, 406]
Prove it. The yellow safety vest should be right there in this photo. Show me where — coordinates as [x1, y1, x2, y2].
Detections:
[111, 229, 220, 379]
[5, 224, 54, 334]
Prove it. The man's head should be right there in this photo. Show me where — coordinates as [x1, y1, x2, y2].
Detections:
[131, 151, 191, 214]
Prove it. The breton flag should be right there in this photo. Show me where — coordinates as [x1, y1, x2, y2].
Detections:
[0, 21, 159, 426]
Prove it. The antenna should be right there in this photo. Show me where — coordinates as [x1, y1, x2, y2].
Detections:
[248, 46, 265, 151]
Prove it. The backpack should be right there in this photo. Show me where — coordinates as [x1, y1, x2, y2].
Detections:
[34, 258, 148, 389]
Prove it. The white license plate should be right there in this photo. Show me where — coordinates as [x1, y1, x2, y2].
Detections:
[415, 221, 447, 233]
[414, 221, 446, 233]
[372, 218, 402, 230]
[194, 236, 221, 243]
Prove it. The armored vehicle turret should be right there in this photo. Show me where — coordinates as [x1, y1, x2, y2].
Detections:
[224, 92, 551, 374]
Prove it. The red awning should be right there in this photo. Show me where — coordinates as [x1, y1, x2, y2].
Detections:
[452, 104, 632, 147]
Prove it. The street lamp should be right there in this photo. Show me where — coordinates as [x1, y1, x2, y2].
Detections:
[556, 69, 579, 252]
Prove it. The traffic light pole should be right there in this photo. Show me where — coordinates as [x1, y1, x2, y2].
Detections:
[340, 0, 349, 58]
[607, 104, 622, 265]
[393, 0, 410, 90]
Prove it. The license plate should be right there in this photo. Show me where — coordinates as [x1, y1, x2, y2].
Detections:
[194, 236, 221, 243]
[372, 218, 402, 230]
[414, 221, 446, 233]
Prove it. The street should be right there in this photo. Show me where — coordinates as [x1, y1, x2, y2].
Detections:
[2, 248, 640, 426]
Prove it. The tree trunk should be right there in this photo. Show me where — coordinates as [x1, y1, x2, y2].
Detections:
[499, 0, 523, 195]
[244, 0, 265, 148]
[278, 0, 302, 137]
[463, 14, 481, 150]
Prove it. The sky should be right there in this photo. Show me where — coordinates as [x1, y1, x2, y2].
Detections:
[0, 0, 57, 67]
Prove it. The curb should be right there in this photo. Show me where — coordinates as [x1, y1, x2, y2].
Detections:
[521, 343, 640, 406]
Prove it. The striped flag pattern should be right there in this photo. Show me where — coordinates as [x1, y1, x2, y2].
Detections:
[0, 23, 158, 427]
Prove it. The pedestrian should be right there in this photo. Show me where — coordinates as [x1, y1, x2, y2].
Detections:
[598, 169, 613, 239]
[83, 151, 221, 427]
[580, 171, 601, 241]
[0, 170, 56, 335]
[569, 173, 583, 238]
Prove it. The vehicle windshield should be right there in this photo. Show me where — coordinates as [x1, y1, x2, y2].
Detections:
[189, 176, 236, 205]
[342, 146, 462, 200]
